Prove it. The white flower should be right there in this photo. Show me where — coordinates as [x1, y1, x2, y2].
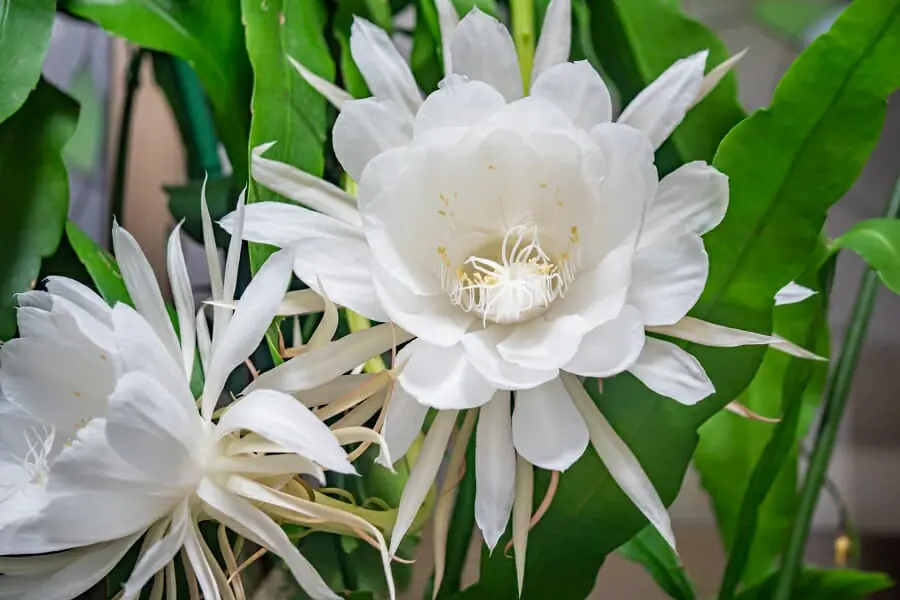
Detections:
[0, 194, 396, 600]
[221, 0, 820, 589]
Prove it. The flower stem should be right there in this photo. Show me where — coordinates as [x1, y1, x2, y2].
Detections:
[772, 174, 900, 599]
[510, 0, 535, 92]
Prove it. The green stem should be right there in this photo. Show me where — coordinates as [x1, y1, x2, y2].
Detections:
[510, 0, 535, 92]
[772, 175, 900, 600]
[109, 48, 146, 242]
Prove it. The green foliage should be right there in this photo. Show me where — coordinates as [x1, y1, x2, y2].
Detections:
[832, 216, 900, 294]
[166, 176, 235, 245]
[66, 221, 132, 307]
[0, 0, 55, 124]
[64, 0, 252, 182]
[617, 527, 695, 600]
[735, 567, 893, 600]
[0, 80, 79, 339]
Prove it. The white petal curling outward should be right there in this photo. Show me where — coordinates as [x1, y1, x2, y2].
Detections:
[286, 56, 354, 110]
[166, 222, 196, 379]
[775, 281, 817, 306]
[451, 8, 522, 101]
[248, 323, 413, 394]
[690, 49, 747, 109]
[377, 383, 428, 467]
[628, 337, 714, 405]
[251, 142, 362, 226]
[531, 0, 572, 83]
[390, 409, 458, 554]
[206, 289, 327, 318]
[530, 61, 612, 131]
[201, 248, 294, 419]
[435, 0, 459, 75]
[398, 338, 497, 410]
[565, 305, 646, 378]
[648, 316, 826, 361]
[350, 17, 422, 117]
[562, 372, 676, 550]
[475, 391, 516, 550]
[640, 161, 729, 250]
[628, 234, 708, 327]
[513, 377, 589, 471]
[617, 51, 708, 149]
[333, 97, 413, 182]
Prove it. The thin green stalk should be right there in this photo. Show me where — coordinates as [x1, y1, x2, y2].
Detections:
[510, 0, 535, 91]
[772, 175, 900, 600]
[109, 48, 146, 242]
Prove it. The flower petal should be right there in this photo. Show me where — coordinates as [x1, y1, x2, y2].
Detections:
[690, 49, 746, 109]
[350, 17, 422, 116]
[183, 520, 226, 600]
[390, 409, 458, 554]
[512, 455, 532, 595]
[435, 0, 459, 75]
[562, 372, 675, 550]
[413, 75, 507, 137]
[547, 241, 631, 328]
[286, 55, 353, 110]
[334, 97, 412, 182]
[377, 383, 428, 467]
[640, 161, 729, 249]
[618, 51, 708, 149]
[43, 276, 112, 326]
[399, 338, 497, 409]
[166, 222, 196, 379]
[628, 234, 708, 327]
[531, 0, 572, 82]
[451, 8, 522, 101]
[513, 376, 589, 471]
[530, 61, 612, 131]
[775, 281, 817, 306]
[565, 305, 646, 377]
[461, 327, 559, 390]
[220, 200, 360, 249]
[475, 391, 515, 550]
[628, 337, 713, 404]
[497, 314, 586, 370]
[121, 502, 189, 600]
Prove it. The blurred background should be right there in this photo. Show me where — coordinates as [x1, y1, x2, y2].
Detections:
[45, 0, 900, 597]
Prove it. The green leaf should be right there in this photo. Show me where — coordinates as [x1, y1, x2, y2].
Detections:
[411, 0, 444, 93]
[0, 0, 55, 124]
[64, 0, 252, 182]
[735, 567, 893, 600]
[832, 217, 900, 294]
[702, 0, 900, 316]
[242, 0, 334, 272]
[590, 0, 745, 172]
[0, 80, 79, 338]
[755, 1, 842, 42]
[617, 527, 696, 600]
[66, 221, 132, 307]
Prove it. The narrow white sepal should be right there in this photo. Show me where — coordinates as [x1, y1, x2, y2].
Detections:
[287, 55, 353, 109]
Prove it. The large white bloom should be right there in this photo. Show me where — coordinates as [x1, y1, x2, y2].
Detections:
[0, 196, 396, 600]
[223, 0, 821, 588]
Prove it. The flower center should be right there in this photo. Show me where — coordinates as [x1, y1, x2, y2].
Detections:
[442, 225, 575, 325]
[0, 426, 55, 504]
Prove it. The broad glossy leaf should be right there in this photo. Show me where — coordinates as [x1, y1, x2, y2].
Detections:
[618, 526, 695, 600]
[701, 0, 900, 315]
[66, 220, 132, 307]
[0, 0, 55, 124]
[65, 0, 252, 182]
[242, 0, 334, 271]
[590, 0, 745, 172]
[832, 217, 900, 294]
[0, 80, 78, 338]
[735, 567, 893, 600]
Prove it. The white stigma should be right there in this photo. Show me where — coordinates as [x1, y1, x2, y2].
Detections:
[443, 225, 575, 325]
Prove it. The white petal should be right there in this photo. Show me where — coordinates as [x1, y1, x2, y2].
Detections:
[216, 389, 354, 474]
[286, 55, 353, 110]
[248, 323, 412, 394]
[183, 520, 223, 600]
[775, 281, 817, 306]
[43, 276, 112, 325]
[219, 200, 360, 249]
[200, 176, 224, 302]
[201, 248, 294, 418]
[111, 223, 182, 366]
[197, 480, 340, 600]
[618, 51, 708, 149]
[513, 377, 589, 471]
[122, 502, 189, 599]
[460, 327, 559, 390]
[390, 409, 458, 554]
[333, 97, 412, 182]
[451, 8, 522, 101]
[350, 17, 422, 115]
[475, 392, 515, 550]
[649, 316, 826, 361]
[413, 75, 507, 137]
[531, 0, 572, 82]
[398, 338, 497, 410]
[628, 337, 713, 404]
[690, 49, 746, 109]
[295, 372, 383, 408]
[547, 242, 631, 328]
[512, 455, 532, 595]
[196, 309, 212, 374]
[16, 293, 113, 355]
[629, 234, 708, 326]
[562, 372, 675, 549]
[435, 0, 459, 75]
[496, 315, 586, 371]
[377, 383, 428, 467]
[167, 222, 196, 379]
[641, 161, 729, 249]
[530, 61, 611, 130]
[251, 142, 361, 226]
[565, 305, 646, 377]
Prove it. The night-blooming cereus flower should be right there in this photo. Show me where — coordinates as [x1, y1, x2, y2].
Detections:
[0, 196, 396, 600]
[222, 0, 820, 590]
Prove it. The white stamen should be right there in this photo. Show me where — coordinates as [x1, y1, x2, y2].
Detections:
[0, 426, 55, 504]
